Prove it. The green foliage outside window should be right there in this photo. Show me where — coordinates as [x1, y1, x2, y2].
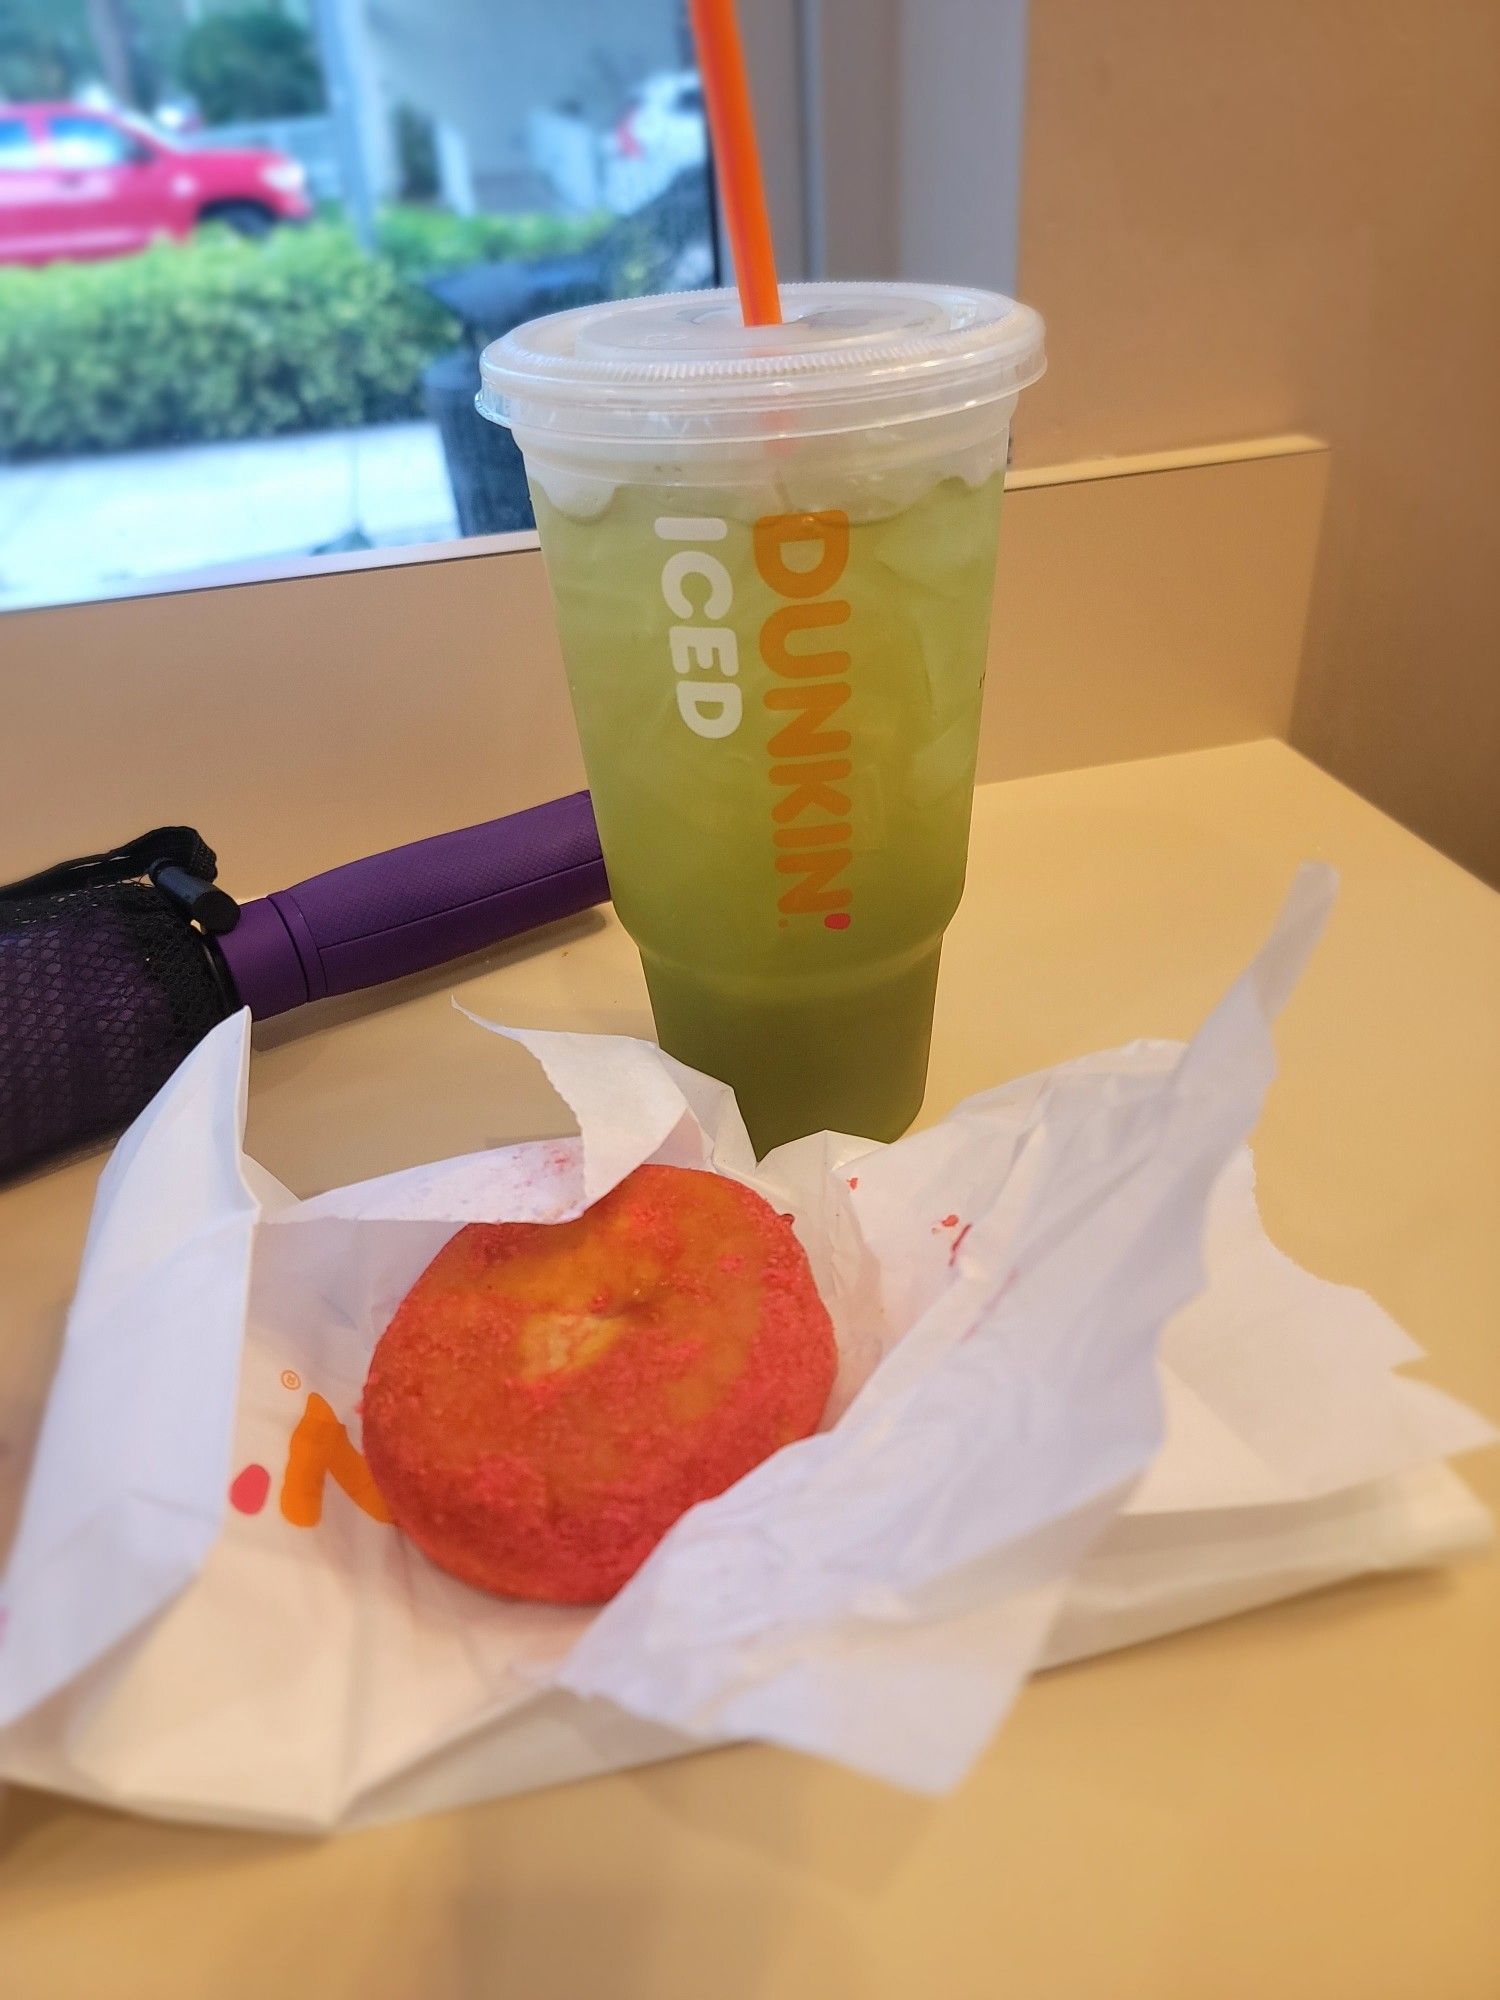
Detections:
[0, 208, 613, 460]
[0, 224, 449, 458]
[177, 8, 325, 124]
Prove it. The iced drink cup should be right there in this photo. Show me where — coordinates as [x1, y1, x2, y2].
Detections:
[479, 283, 1045, 1153]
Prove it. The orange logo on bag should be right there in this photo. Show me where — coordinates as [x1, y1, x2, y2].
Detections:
[754, 511, 854, 928]
[228, 1388, 390, 1528]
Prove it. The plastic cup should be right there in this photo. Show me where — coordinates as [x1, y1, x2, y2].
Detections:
[479, 283, 1045, 1153]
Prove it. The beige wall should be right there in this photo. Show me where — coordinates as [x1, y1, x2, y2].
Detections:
[1015, 0, 1500, 885]
[0, 444, 1324, 893]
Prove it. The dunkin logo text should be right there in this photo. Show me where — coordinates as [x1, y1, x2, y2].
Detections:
[227, 1380, 390, 1529]
[656, 509, 854, 930]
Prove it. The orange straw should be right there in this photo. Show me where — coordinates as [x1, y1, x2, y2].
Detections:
[688, 0, 783, 325]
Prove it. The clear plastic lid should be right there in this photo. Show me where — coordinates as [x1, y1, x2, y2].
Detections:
[478, 281, 1045, 445]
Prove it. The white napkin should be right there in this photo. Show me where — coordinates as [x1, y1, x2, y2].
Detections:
[0, 864, 1491, 1823]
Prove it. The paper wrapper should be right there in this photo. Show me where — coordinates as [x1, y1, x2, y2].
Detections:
[0, 865, 1491, 1827]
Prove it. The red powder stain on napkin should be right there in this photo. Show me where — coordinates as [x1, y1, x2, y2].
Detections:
[948, 1223, 972, 1268]
[228, 1463, 271, 1515]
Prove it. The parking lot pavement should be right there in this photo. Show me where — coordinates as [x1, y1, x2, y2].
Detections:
[0, 421, 461, 612]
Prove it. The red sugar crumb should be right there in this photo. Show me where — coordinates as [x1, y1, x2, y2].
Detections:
[847, 1176, 859, 1190]
[362, 1166, 836, 1605]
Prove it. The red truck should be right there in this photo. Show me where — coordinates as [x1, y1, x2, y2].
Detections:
[0, 103, 312, 266]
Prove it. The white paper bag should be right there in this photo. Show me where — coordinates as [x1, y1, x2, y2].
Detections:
[0, 864, 1491, 1826]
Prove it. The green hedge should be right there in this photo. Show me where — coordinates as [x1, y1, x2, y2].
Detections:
[374, 204, 609, 279]
[0, 223, 457, 459]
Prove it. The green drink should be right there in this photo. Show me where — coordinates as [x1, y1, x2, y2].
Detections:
[480, 285, 1045, 1152]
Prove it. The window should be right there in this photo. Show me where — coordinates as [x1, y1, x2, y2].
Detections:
[45, 116, 141, 169]
[0, 118, 43, 171]
[0, 1, 718, 614]
[1, 0, 1027, 624]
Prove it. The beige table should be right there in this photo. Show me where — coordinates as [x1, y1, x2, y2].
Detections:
[2, 739, 1497, 1999]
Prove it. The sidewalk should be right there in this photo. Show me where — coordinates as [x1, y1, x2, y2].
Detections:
[0, 422, 460, 613]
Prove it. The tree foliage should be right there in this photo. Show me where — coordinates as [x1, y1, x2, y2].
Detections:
[177, 7, 324, 124]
